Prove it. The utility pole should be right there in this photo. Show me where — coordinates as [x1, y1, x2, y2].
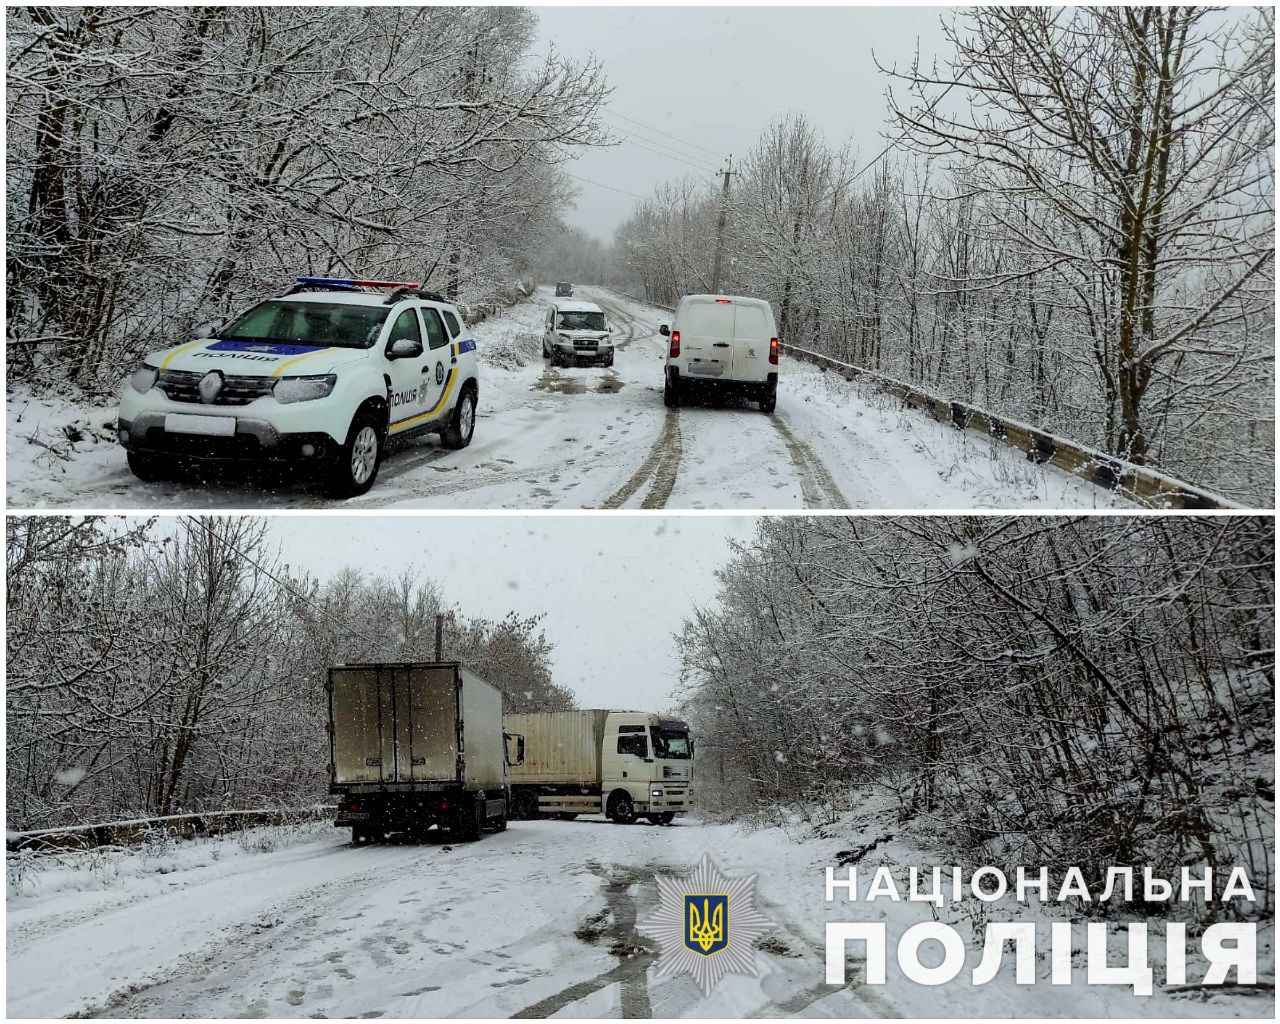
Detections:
[709, 156, 734, 294]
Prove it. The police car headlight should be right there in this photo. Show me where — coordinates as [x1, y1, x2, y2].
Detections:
[129, 365, 158, 394]
[274, 374, 336, 404]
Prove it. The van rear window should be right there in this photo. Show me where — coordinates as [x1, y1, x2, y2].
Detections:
[733, 304, 771, 342]
[680, 301, 734, 339]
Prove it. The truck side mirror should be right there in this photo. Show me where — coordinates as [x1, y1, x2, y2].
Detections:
[659, 324, 670, 336]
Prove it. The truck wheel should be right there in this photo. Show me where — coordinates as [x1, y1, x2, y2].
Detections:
[659, 813, 676, 825]
[607, 792, 636, 825]
[493, 812, 508, 833]
[455, 797, 484, 842]
[759, 381, 777, 414]
[127, 451, 175, 482]
[663, 373, 680, 408]
[324, 408, 383, 498]
[352, 825, 367, 844]
[512, 791, 540, 820]
[553, 813, 578, 821]
[441, 385, 477, 450]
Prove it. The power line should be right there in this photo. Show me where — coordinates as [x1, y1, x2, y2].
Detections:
[607, 109, 724, 160]
[604, 117, 722, 172]
[565, 171, 651, 202]
[617, 136, 720, 175]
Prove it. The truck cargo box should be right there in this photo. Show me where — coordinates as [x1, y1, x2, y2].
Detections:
[505, 710, 609, 786]
[330, 662, 504, 792]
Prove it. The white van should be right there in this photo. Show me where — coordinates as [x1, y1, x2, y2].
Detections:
[660, 294, 778, 412]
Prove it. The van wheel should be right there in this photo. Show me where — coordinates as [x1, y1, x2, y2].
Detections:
[663, 374, 680, 408]
[441, 386, 476, 450]
[607, 792, 636, 825]
[759, 382, 777, 414]
[324, 408, 383, 498]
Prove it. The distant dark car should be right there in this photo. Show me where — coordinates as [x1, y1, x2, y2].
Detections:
[555, 282, 574, 297]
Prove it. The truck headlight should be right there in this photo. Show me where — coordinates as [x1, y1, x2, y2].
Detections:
[651, 789, 662, 797]
[129, 365, 158, 394]
[274, 374, 336, 404]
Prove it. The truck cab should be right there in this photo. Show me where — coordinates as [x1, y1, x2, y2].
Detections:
[505, 709, 693, 825]
[603, 713, 693, 824]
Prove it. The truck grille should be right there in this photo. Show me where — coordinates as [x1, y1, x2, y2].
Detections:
[158, 369, 276, 406]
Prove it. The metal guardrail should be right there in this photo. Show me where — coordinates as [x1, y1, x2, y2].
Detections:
[779, 343, 1237, 510]
[605, 290, 1236, 509]
[7, 805, 337, 854]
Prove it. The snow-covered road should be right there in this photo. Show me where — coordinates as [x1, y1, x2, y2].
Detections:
[9, 813, 1264, 1019]
[8, 817, 887, 1019]
[6, 288, 1120, 510]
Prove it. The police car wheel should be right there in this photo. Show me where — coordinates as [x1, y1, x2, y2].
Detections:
[324, 409, 383, 498]
[441, 388, 476, 450]
[127, 451, 174, 482]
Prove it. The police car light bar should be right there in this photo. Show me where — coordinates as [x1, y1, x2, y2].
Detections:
[295, 276, 420, 289]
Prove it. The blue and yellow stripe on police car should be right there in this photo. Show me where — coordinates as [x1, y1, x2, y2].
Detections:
[271, 347, 335, 377]
[389, 367, 458, 433]
[160, 341, 203, 368]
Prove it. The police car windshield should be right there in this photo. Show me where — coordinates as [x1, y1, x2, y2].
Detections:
[651, 729, 691, 759]
[220, 299, 389, 349]
[557, 311, 606, 332]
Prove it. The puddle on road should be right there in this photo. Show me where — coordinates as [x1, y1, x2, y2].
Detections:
[530, 368, 624, 396]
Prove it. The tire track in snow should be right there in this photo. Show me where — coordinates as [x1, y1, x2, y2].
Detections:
[771, 415, 850, 509]
[601, 408, 682, 509]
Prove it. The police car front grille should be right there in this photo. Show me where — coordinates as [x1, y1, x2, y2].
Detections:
[158, 369, 276, 406]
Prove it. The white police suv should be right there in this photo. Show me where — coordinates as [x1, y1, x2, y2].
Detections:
[117, 278, 480, 497]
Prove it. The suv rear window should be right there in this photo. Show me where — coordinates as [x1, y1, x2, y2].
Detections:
[221, 300, 388, 349]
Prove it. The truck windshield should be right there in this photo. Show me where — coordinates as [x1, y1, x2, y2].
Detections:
[557, 311, 606, 332]
[651, 729, 691, 759]
[220, 299, 390, 349]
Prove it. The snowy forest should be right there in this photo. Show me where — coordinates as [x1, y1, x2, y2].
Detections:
[5, 516, 573, 831]
[677, 515, 1275, 918]
[612, 7, 1275, 505]
[5, 5, 609, 396]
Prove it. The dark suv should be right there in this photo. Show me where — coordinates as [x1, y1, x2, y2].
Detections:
[555, 282, 573, 297]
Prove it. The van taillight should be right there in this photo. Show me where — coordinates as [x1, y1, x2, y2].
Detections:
[670, 330, 681, 358]
[769, 337, 779, 365]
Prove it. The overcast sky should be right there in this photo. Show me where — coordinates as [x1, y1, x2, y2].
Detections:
[266, 515, 759, 711]
[534, 5, 951, 238]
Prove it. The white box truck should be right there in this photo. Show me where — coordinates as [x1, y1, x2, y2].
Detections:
[328, 662, 524, 843]
[504, 710, 693, 825]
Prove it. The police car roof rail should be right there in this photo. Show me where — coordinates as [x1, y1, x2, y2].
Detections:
[384, 287, 447, 305]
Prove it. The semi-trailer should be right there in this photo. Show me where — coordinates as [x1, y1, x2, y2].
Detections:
[504, 710, 693, 824]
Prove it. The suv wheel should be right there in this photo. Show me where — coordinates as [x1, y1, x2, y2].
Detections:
[127, 451, 175, 483]
[324, 408, 383, 498]
[441, 386, 476, 450]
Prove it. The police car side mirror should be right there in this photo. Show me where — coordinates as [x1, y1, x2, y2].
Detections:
[387, 337, 422, 360]
[659, 324, 670, 337]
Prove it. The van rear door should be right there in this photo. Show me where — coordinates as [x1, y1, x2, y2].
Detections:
[731, 301, 773, 381]
[679, 298, 735, 379]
